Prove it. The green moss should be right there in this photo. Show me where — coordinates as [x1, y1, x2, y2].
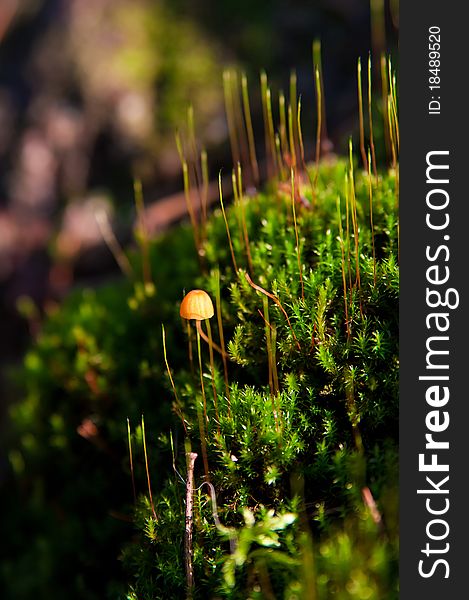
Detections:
[120, 160, 399, 598]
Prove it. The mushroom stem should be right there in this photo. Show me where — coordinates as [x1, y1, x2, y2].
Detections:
[187, 321, 195, 376]
[196, 327, 210, 481]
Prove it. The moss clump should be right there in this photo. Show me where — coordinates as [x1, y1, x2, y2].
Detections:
[120, 158, 399, 598]
[1, 153, 398, 598]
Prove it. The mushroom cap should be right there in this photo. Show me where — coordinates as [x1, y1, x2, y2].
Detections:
[180, 289, 214, 320]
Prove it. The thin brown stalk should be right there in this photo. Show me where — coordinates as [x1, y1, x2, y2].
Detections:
[182, 160, 200, 252]
[187, 106, 198, 163]
[288, 103, 297, 169]
[260, 71, 272, 178]
[387, 95, 397, 170]
[313, 65, 322, 196]
[127, 418, 136, 503]
[388, 58, 398, 125]
[367, 148, 377, 285]
[348, 140, 363, 315]
[141, 414, 157, 519]
[260, 71, 277, 177]
[232, 168, 245, 252]
[187, 106, 204, 221]
[261, 299, 281, 433]
[391, 97, 399, 154]
[223, 70, 240, 167]
[175, 130, 184, 163]
[387, 60, 398, 151]
[367, 53, 378, 179]
[262, 296, 274, 399]
[291, 168, 304, 301]
[241, 73, 260, 185]
[380, 53, 390, 162]
[201, 149, 209, 238]
[275, 133, 286, 181]
[289, 70, 300, 164]
[205, 319, 220, 434]
[349, 140, 361, 289]
[336, 196, 351, 339]
[298, 96, 315, 192]
[279, 91, 288, 164]
[196, 319, 228, 358]
[237, 163, 254, 275]
[270, 324, 282, 429]
[370, 0, 386, 73]
[218, 172, 238, 273]
[162, 324, 187, 433]
[296, 95, 305, 168]
[392, 70, 398, 118]
[230, 71, 250, 175]
[214, 269, 230, 411]
[357, 58, 368, 171]
[344, 172, 353, 293]
[265, 86, 278, 176]
[257, 308, 273, 332]
[388, 68, 399, 153]
[244, 272, 301, 350]
[313, 39, 328, 145]
[133, 179, 152, 285]
[95, 210, 133, 278]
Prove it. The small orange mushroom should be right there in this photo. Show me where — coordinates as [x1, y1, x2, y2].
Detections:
[180, 290, 227, 358]
[180, 289, 214, 321]
[179, 289, 215, 481]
